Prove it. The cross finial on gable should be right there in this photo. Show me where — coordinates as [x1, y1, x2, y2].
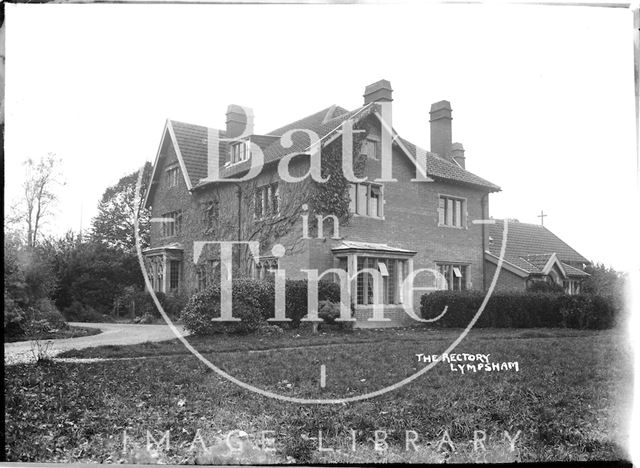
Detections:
[538, 210, 547, 226]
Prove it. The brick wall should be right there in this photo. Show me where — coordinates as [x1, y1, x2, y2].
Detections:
[485, 260, 527, 292]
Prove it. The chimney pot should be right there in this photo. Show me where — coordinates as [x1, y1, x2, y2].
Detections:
[363, 79, 393, 105]
[450, 142, 466, 169]
[226, 104, 253, 138]
[429, 100, 453, 160]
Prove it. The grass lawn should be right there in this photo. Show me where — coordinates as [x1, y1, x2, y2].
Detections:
[4, 325, 102, 343]
[4, 327, 632, 464]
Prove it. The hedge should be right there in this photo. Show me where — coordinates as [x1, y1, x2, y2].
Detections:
[181, 278, 343, 335]
[420, 291, 619, 329]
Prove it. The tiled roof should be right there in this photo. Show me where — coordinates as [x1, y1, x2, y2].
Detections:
[561, 262, 590, 278]
[487, 220, 590, 275]
[170, 120, 224, 187]
[167, 103, 500, 191]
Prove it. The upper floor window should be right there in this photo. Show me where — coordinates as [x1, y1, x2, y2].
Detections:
[230, 142, 249, 164]
[437, 263, 468, 291]
[255, 183, 279, 219]
[360, 136, 380, 161]
[438, 195, 466, 228]
[162, 210, 183, 237]
[165, 166, 179, 188]
[349, 182, 383, 218]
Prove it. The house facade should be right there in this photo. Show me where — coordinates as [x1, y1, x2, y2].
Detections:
[143, 80, 503, 326]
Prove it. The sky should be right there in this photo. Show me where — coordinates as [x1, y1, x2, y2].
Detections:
[3, 2, 638, 271]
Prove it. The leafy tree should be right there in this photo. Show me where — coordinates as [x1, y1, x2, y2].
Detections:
[44, 232, 144, 314]
[90, 162, 152, 252]
[582, 263, 626, 297]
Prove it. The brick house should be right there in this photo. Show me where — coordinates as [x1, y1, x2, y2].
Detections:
[142, 80, 502, 326]
[485, 220, 590, 294]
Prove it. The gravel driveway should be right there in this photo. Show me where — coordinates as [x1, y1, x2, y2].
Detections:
[4, 322, 188, 365]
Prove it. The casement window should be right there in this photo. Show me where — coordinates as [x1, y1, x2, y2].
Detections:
[251, 257, 278, 281]
[201, 199, 219, 232]
[162, 211, 183, 237]
[437, 263, 469, 291]
[165, 166, 179, 188]
[438, 195, 466, 228]
[356, 257, 406, 305]
[169, 260, 181, 290]
[196, 265, 208, 291]
[146, 257, 164, 292]
[360, 137, 380, 161]
[563, 280, 580, 295]
[348, 182, 383, 218]
[230, 142, 249, 164]
[196, 260, 220, 291]
[255, 183, 279, 219]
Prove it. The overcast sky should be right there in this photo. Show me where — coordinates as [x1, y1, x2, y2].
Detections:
[4, 3, 637, 271]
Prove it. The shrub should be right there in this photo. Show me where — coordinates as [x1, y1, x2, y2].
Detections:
[318, 300, 355, 332]
[181, 284, 265, 335]
[4, 293, 26, 338]
[114, 287, 188, 320]
[527, 281, 564, 294]
[181, 278, 344, 334]
[286, 280, 341, 328]
[420, 291, 618, 330]
[29, 298, 68, 331]
[62, 300, 114, 323]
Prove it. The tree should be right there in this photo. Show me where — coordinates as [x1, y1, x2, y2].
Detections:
[582, 263, 626, 297]
[12, 153, 63, 248]
[43, 231, 144, 314]
[90, 162, 152, 252]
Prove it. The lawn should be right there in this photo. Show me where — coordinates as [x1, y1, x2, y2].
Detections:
[4, 327, 632, 464]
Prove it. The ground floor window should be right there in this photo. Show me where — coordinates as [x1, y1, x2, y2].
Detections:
[169, 260, 181, 290]
[146, 256, 164, 292]
[437, 263, 469, 291]
[251, 257, 278, 281]
[563, 280, 580, 295]
[356, 257, 405, 305]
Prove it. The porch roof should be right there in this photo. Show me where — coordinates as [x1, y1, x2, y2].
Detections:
[143, 242, 184, 255]
[331, 240, 416, 256]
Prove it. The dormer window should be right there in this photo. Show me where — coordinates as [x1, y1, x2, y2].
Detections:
[230, 141, 249, 164]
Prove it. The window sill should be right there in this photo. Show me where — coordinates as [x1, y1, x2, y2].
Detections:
[355, 303, 405, 309]
[351, 214, 385, 220]
[437, 224, 467, 230]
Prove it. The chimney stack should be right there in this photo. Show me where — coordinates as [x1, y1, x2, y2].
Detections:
[450, 142, 465, 169]
[363, 79, 393, 105]
[226, 104, 253, 138]
[429, 100, 452, 159]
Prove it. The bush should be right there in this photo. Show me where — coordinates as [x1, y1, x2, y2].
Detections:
[114, 287, 188, 320]
[181, 278, 344, 335]
[286, 280, 341, 328]
[62, 300, 114, 323]
[318, 300, 355, 332]
[420, 291, 618, 330]
[527, 280, 564, 294]
[181, 284, 265, 335]
[4, 293, 27, 338]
